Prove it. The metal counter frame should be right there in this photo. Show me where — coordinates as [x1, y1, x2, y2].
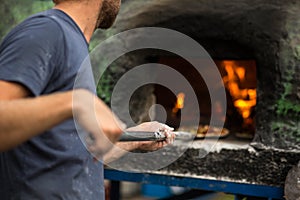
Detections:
[104, 169, 284, 200]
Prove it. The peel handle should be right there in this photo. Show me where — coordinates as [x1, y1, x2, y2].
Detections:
[119, 131, 166, 142]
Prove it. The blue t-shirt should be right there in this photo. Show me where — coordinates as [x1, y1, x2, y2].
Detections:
[0, 9, 104, 200]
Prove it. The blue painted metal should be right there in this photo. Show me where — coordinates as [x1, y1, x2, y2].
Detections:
[104, 169, 284, 199]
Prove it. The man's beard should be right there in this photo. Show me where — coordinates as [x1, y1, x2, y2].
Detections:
[97, 0, 120, 29]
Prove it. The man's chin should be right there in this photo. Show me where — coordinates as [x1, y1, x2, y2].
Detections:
[97, 24, 113, 29]
[97, 17, 117, 29]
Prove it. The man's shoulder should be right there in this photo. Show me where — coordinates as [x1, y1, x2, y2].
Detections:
[1, 10, 65, 52]
[7, 9, 85, 47]
[15, 10, 63, 36]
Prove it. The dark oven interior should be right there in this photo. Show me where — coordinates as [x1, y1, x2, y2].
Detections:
[154, 56, 257, 140]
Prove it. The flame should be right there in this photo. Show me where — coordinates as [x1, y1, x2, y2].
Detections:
[222, 61, 256, 122]
[234, 99, 256, 118]
[236, 67, 246, 81]
[172, 92, 185, 114]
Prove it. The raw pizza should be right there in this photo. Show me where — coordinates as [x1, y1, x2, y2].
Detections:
[178, 125, 229, 139]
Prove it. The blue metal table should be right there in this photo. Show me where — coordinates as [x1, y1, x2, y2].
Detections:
[104, 169, 284, 200]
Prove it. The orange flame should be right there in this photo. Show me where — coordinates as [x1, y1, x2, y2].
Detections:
[222, 61, 256, 122]
[236, 67, 246, 81]
[172, 92, 185, 113]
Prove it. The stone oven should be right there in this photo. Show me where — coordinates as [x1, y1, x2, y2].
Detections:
[94, 0, 300, 192]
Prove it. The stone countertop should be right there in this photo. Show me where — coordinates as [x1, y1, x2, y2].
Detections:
[108, 136, 300, 187]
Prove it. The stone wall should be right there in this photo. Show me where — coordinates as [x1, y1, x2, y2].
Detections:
[93, 0, 300, 149]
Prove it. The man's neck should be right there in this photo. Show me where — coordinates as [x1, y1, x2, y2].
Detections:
[54, 0, 103, 43]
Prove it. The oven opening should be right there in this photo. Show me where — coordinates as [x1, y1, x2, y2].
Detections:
[153, 57, 257, 140]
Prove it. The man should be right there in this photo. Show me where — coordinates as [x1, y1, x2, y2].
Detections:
[0, 0, 173, 199]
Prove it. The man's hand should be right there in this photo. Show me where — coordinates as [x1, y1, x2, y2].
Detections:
[125, 121, 175, 151]
[72, 89, 126, 158]
[103, 121, 175, 163]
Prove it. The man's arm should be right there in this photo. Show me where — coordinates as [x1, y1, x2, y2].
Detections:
[0, 81, 124, 153]
[0, 90, 73, 151]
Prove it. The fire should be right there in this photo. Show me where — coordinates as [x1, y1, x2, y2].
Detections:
[236, 67, 246, 81]
[222, 61, 256, 124]
[172, 92, 185, 114]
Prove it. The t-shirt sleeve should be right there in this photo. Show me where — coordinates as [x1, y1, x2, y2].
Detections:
[0, 17, 64, 96]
